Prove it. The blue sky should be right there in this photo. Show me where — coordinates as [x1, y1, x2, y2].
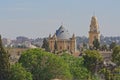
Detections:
[0, 0, 120, 39]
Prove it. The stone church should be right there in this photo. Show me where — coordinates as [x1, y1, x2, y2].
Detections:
[48, 25, 76, 53]
[89, 16, 100, 47]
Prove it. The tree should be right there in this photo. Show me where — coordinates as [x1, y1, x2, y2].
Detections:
[100, 66, 120, 80]
[93, 38, 100, 50]
[112, 66, 120, 80]
[83, 42, 87, 49]
[112, 46, 120, 66]
[9, 63, 32, 80]
[110, 42, 117, 50]
[100, 44, 108, 51]
[19, 48, 72, 80]
[83, 50, 103, 74]
[54, 40, 58, 54]
[61, 53, 89, 80]
[42, 38, 50, 52]
[61, 53, 101, 80]
[99, 68, 113, 80]
[0, 35, 10, 80]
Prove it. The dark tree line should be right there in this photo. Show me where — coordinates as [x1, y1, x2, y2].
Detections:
[42, 38, 50, 52]
[0, 35, 10, 80]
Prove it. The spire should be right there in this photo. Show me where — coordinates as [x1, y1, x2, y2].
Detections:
[72, 33, 75, 39]
[89, 16, 100, 47]
[49, 34, 51, 38]
[52, 33, 57, 39]
[90, 16, 99, 32]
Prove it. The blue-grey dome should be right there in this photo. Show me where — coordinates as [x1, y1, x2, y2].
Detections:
[56, 25, 71, 40]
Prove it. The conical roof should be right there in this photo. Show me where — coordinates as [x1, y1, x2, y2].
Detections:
[90, 16, 98, 28]
[89, 16, 99, 32]
[56, 25, 71, 40]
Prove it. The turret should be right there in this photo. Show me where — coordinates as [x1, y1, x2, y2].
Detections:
[52, 33, 57, 40]
[72, 34, 75, 39]
[49, 34, 51, 38]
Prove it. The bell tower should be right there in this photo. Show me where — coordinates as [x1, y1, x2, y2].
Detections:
[89, 16, 100, 47]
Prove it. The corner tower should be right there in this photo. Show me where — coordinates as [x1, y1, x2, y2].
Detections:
[89, 16, 100, 47]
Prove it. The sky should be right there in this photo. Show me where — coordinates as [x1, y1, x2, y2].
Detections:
[0, 0, 120, 39]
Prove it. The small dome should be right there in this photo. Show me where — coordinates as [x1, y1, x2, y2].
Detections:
[56, 25, 71, 40]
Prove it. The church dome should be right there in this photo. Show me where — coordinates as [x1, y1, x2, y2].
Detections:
[56, 25, 71, 40]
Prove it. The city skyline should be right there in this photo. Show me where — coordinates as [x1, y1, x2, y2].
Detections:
[0, 0, 120, 39]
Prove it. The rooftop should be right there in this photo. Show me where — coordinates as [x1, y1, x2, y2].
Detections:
[56, 25, 71, 40]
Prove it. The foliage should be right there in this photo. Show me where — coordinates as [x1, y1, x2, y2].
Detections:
[0, 35, 10, 80]
[112, 67, 120, 80]
[19, 48, 72, 80]
[100, 67, 114, 80]
[100, 67, 120, 80]
[9, 63, 32, 80]
[83, 50, 103, 74]
[100, 45, 120, 80]
[42, 38, 50, 52]
[100, 44, 108, 51]
[93, 38, 100, 50]
[109, 42, 117, 50]
[112, 46, 120, 66]
[61, 53, 90, 80]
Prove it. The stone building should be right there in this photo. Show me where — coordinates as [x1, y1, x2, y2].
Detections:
[48, 25, 76, 53]
[89, 16, 100, 47]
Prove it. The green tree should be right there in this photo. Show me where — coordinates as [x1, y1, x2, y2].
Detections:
[110, 42, 117, 50]
[54, 40, 58, 54]
[93, 38, 100, 50]
[112, 46, 120, 66]
[61, 53, 90, 80]
[100, 67, 120, 80]
[0, 35, 10, 80]
[99, 68, 112, 80]
[112, 67, 120, 80]
[42, 38, 50, 52]
[83, 50, 103, 74]
[54, 40, 57, 50]
[9, 63, 32, 80]
[19, 49, 72, 80]
[101, 44, 108, 51]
